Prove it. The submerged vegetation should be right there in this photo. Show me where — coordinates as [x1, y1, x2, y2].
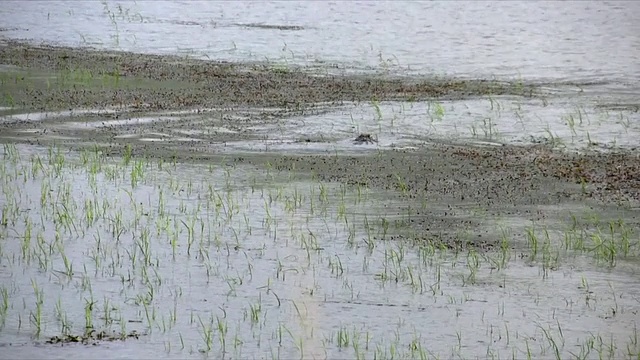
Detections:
[0, 140, 638, 359]
[0, 7, 639, 356]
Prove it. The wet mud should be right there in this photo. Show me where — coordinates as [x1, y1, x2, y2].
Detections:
[0, 39, 537, 110]
[1, 40, 639, 250]
[46, 330, 142, 346]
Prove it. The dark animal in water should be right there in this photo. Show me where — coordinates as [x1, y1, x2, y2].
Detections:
[353, 133, 377, 144]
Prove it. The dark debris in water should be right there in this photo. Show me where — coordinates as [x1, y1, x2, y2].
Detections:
[595, 103, 640, 112]
[45, 329, 142, 346]
[354, 133, 377, 144]
[0, 27, 26, 32]
[383, 234, 496, 253]
[234, 23, 305, 31]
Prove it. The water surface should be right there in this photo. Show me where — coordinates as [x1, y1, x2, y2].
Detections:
[1, 1, 638, 84]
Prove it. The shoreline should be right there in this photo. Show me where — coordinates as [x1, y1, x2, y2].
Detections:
[1, 39, 639, 250]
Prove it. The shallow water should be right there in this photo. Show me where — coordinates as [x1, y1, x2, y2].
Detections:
[1, 1, 639, 85]
[0, 144, 639, 359]
[1, 2, 640, 357]
[1, 1, 639, 150]
[2, 91, 638, 152]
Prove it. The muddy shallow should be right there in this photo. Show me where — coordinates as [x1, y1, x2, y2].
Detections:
[0, 41, 639, 359]
[0, 39, 639, 250]
[0, 143, 638, 359]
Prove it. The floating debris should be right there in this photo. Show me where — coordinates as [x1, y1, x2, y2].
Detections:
[354, 133, 377, 144]
[46, 329, 141, 345]
[234, 23, 305, 31]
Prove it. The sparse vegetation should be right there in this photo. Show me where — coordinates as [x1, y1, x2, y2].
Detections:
[0, 9, 638, 359]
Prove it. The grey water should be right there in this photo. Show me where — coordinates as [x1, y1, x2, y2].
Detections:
[1, 3, 640, 358]
[0, 1, 638, 84]
[0, 143, 639, 359]
[1, 1, 639, 150]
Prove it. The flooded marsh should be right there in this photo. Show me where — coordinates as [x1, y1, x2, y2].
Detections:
[1, 1, 640, 359]
[0, 142, 639, 359]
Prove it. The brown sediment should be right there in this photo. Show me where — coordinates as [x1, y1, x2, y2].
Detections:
[1, 39, 638, 251]
[0, 39, 536, 111]
[46, 329, 142, 345]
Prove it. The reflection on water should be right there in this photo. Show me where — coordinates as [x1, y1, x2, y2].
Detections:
[0, 1, 638, 84]
[0, 144, 639, 359]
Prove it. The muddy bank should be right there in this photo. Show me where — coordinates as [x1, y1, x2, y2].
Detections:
[0, 39, 537, 111]
[1, 39, 639, 251]
[71, 139, 637, 208]
[257, 144, 640, 246]
[16, 132, 638, 251]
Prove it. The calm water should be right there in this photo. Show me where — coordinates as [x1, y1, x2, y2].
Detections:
[0, 1, 639, 149]
[1, 1, 639, 84]
[1, 4, 640, 357]
[0, 144, 639, 359]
